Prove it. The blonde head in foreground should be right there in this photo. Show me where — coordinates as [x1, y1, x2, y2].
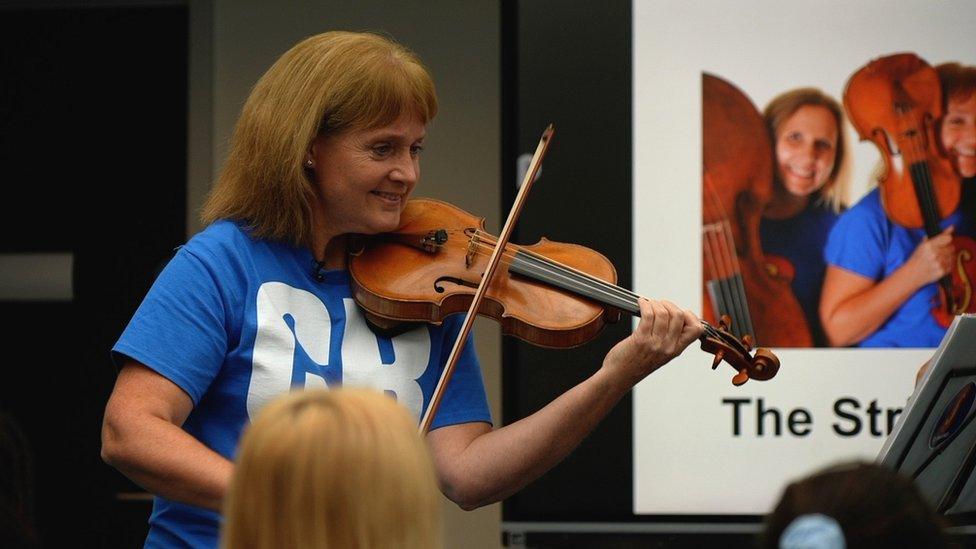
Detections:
[221, 389, 442, 549]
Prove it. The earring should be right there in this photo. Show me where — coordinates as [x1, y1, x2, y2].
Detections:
[305, 159, 314, 168]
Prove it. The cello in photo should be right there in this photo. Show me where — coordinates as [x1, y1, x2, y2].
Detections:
[701, 73, 813, 347]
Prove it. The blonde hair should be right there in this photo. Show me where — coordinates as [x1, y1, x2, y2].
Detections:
[202, 31, 438, 246]
[221, 389, 442, 549]
[764, 88, 851, 212]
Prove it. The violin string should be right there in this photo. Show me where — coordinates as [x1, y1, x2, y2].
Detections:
[511, 250, 642, 314]
[718, 219, 755, 339]
[471, 237, 736, 341]
[728, 220, 757, 338]
[897, 93, 942, 234]
[703, 223, 734, 329]
[704, 175, 755, 338]
[468, 232, 643, 312]
[702, 177, 754, 338]
[506, 247, 730, 341]
[701, 174, 743, 342]
[892, 93, 956, 313]
[701, 223, 722, 312]
[709, 220, 737, 329]
[469, 230, 718, 321]
[702, 227, 725, 334]
[909, 117, 939, 231]
[703, 183, 736, 323]
[464, 234, 730, 342]
[711, 220, 739, 330]
[705, 225, 746, 340]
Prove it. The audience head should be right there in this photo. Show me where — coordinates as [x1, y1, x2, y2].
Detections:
[763, 461, 946, 549]
[222, 388, 442, 549]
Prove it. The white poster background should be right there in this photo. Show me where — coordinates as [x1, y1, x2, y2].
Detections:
[633, 0, 976, 514]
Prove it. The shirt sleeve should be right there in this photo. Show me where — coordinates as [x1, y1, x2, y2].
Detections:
[429, 314, 493, 430]
[824, 198, 889, 281]
[111, 247, 229, 404]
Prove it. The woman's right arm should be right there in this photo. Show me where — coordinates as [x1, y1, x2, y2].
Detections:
[820, 228, 956, 346]
[101, 361, 233, 511]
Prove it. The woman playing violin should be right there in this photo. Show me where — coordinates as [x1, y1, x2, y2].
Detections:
[99, 31, 703, 548]
[820, 62, 976, 347]
[760, 88, 849, 346]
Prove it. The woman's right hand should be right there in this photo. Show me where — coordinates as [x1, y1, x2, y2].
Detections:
[904, 226, 956, 287]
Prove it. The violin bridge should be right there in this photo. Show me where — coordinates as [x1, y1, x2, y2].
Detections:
[466, 232, 480, 268]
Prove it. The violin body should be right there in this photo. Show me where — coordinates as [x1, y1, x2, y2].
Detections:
[351, 196, 780, 387]
[933, 235, 976, 328]
[845, 53, 973, 321]
[844, 53, 960, 230]
[702, 73, 812, 347]
[349, 198, 620, 348]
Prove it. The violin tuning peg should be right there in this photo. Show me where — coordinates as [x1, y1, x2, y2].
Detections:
[719, 315, 732, 331]
[732, 368, 749, 386]
[741, 334, 754, 351]
[711, 350, 725, 370]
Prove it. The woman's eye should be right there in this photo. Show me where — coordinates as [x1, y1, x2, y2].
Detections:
[410, 145, 425, 157]
[785, 132, 802, 143]
[815, 140, 833, 152]
[372, 144, 392, 156]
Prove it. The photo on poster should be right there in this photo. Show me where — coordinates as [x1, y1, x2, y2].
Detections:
[633, 0, 976, 515]
[702, 52, 976, 350]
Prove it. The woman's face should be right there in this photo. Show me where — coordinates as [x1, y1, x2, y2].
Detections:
[774, 105, 838, 198]
[308, 112, 426, 237]
[941, 93, 976, 178]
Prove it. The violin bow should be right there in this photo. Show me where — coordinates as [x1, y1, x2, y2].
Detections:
[418, 124, 554, 434]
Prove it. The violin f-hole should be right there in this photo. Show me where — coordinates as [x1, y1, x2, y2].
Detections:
[434, 275, 481, 293]
[954, 250, 974, 314]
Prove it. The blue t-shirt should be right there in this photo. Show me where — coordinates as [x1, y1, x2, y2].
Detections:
[760, 201, 839, 347]
[112, 220, 491, 548]
[824, 187, 972, 347]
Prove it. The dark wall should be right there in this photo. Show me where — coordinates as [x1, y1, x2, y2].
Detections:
[0, 6, 188, 547]
[502, 0, 635, 522]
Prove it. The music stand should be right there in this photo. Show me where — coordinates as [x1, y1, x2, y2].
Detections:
[879, 314, 976, 518]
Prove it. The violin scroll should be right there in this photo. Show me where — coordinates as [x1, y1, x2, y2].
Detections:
[699, 315, 780, 386]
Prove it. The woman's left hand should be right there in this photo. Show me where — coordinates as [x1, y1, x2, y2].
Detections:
[601, 298, 703, 387]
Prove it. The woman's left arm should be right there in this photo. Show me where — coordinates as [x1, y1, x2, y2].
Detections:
[426, 299, 701, 510]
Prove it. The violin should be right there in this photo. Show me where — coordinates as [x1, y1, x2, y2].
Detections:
[348, 198, 779, 384]
[844, 53, 976, 326]
[701, 73, 813, 346]
[351, 125, 779, 433]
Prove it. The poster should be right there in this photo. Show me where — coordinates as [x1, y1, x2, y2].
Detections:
[633, 0, 976, 514]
